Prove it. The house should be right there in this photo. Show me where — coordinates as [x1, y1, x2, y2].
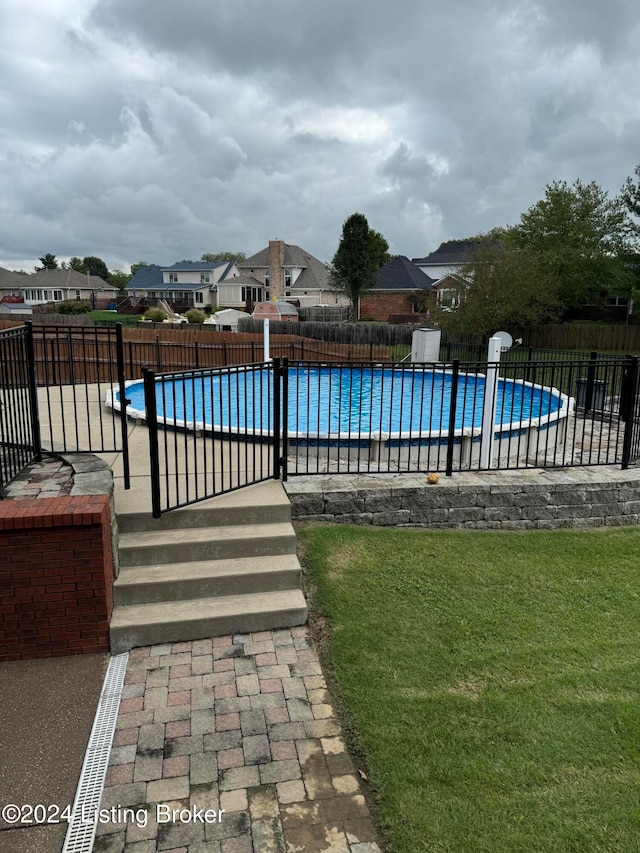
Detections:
[127, 261, 239, 311]
[412, 239, 499, 282]
[216, 273, 265, 310]
[359, 256, 436, 323]
[238, 240, 346, 308]
[432, 273, 466, 310]
[0, 267, 117, 307]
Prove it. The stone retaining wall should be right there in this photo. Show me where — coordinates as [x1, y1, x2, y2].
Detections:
[285, 468, 640, 530]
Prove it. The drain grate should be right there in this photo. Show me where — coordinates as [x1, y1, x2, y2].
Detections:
[62, 652, 129, 853]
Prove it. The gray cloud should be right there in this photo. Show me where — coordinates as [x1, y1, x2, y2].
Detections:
[1, 0, 639, 271]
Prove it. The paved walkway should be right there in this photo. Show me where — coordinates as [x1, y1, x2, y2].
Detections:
[94, 628, 382, 853]
[4, 455, 383, 852]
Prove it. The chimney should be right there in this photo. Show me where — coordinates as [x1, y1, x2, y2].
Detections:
[268, 240, 285, 300]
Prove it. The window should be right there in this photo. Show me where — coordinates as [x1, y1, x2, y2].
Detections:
[242, 287, 261, 303]
[200, 273, 210, 284]
[264, 272, 270, 286]
[148, 291, 156, 299]
[605, 295, 629, 307]
[169, 273, 178, 283]
[284, 269, 292, 287]
[437, 289, 459, 308]
[195, 292, 204, 304]
[75, 290, 81, 300]
[53, 290, 62, 301]
[285, 291, 291, 297]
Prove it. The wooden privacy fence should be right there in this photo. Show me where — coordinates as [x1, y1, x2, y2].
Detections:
[24, 326, 391, 384]
[519, 324, 640, 352]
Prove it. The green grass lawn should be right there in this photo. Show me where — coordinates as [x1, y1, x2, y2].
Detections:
[90, 310, 140, 326]
[299, 525, 640, 853]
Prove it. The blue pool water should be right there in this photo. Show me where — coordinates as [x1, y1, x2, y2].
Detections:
[118, 366, 564, 438]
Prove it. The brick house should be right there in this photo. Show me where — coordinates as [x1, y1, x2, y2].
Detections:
[238, 240, 346, 307]
[359, 256, 435, 323]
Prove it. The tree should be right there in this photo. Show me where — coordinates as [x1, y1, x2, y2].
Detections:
[35, 253, 58, 271]
[107, 270, 131, 291]
[130, 261, 153, 276]
[621, 164, 640, 231]
[431, 245, 561, 337]
[64, 257, 86, 273]
[201, 251, 246, 263]
[82, 256, 109, 280]
[331, 213, 390, 319]
[508, 179, 635, 311]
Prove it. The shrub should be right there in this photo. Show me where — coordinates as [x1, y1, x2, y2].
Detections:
[56, 300, 92, 315]
[143, 308, 167, 322]
[185, 309, 206, 324]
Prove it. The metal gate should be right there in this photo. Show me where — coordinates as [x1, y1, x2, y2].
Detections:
[0, 324, 41, 490]
[143, 359, 287, 517]
[29, 322, 130, 487]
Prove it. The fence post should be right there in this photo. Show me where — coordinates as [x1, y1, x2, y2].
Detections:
[445, 360, 460, 476]
[115, 323, 131, 489]
[621, 356, 639, 470]
[583, 351, 598, 414]
[24, 321, 42, 461]
[479, 337, 502, 469]
[142, 367, 162, 518]
[272, 358, 281, 480]
[281, 357, 288, 481]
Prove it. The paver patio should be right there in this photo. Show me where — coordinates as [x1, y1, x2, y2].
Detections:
[94, 627, 382, 853]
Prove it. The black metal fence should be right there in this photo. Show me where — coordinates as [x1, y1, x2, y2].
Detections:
[283, 357, 640, 476]
[0, 325, 41, 490]
[140, 354, 640, 514]
[143, 361, 284, 516]
[4, 321, 640, 508]
[0, 323, 131, 492]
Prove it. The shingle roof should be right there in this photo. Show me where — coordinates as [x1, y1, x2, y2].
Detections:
[372, 256, 436, 291]
[126, 265, 163, 290]
[412, 239, 500, 265]
[163, 261, 228, 272]
[222, 273, 263, 287]
[27, 268, 113, 289]
[239, 243, 330, 291]
[0, 267, 25, 288]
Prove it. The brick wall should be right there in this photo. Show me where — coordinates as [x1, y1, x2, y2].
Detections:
[360, 292, 416, 321]
[0, 495, 114, 661]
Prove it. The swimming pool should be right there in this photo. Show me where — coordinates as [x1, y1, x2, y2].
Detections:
[108, 365, 570, 444]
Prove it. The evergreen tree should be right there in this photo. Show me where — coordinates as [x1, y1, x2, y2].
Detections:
[35, 253, 58, 271]
[331, 213, 390, 319]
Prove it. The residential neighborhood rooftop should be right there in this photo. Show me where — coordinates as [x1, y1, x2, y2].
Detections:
[372, 255, 436, 291]
[412, 238, 501, 265]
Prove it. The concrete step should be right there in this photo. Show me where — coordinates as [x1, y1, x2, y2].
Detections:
[116, 481, 290, 533]
[118, 522, 297, 568]
[114, 554, 303, 606]
[110, 589, 308, 654]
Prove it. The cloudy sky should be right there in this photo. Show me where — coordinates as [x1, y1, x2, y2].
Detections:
[1, 0, 639, 273]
